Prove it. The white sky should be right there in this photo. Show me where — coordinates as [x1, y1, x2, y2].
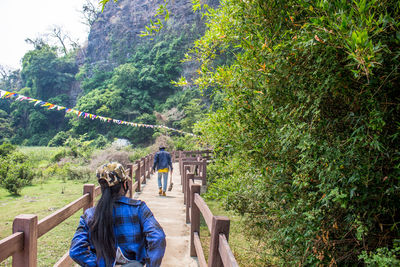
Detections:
[0, 0, 93, 69]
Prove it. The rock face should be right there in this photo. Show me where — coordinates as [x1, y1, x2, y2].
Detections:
[84, 0, 217, 69]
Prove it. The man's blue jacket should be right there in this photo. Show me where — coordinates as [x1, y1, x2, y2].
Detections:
[153, 149, 173, 171]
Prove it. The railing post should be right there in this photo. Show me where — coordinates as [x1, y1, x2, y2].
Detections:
[183, 165, 190, 195]
[179, 151, 183, 176]
[190, 184, 201, 257]
[12, 214, 38, 267]
[150, 153, 154, 175]
[83, 184, 95, 213]
[202, 159, 207, 186]
[127, 164, 133, 198]
[186, 173, 194, 223]
[135, 160, 141, 191]
[146, 156, 150, 179]
[208, 216, 230, 267]
[141, 158, 146, 184]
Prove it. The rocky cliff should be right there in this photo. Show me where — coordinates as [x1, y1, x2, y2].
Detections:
[83, 0, 217, 70]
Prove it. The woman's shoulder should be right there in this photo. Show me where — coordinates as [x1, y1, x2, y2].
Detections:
[82, 207, 95, 222]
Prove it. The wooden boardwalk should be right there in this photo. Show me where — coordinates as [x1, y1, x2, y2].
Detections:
[134, 162, 198, 267]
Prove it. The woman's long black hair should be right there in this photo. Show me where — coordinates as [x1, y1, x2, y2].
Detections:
[89, 180, 122, 266]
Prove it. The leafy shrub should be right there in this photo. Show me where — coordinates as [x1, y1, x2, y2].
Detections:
[359, 245, 400, 267]
[51, 148, 68, 162]
[48, 131, 71, 147]
[2, 163, 33, 195]
[192, 0, 400, 265]
[64, 135, 94, 159]
[63, 163, 92, 181]
[92, 134, 109, 148]
[0, 151, 33, 195]
[0, 142, 16, 157]
[128, 148, 150, 162]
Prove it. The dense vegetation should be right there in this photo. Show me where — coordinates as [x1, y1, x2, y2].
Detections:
[190, 0, 400, 265]
[1, 0, 399, 265]
[0, 25, 205, 147]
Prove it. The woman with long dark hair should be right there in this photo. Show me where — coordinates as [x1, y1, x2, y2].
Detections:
[69, 162, 166, 267]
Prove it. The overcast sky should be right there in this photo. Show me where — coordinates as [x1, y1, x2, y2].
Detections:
[0, 0, 94, 69]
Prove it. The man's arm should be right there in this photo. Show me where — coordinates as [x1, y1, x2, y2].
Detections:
[153, 152, 158, 171]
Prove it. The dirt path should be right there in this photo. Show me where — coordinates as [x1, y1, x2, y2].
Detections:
[134, 162, 198, 267]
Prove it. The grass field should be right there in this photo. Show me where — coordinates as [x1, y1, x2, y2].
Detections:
[0, 178, 97, 266]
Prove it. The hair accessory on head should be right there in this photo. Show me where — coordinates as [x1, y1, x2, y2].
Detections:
[96, 162, 130, 187]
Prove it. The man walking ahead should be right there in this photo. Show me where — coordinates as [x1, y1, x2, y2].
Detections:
[153, 146, 173, 196]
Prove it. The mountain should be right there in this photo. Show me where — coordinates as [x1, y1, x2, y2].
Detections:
[82, 0, 217, 70]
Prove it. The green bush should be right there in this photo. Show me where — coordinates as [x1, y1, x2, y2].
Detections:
[48, 131, 71, 147]
[359, 245, 400, 267]
[62, 163, 92, 181]
[51, 148, 68, 162]
[192, 0, 400, 265]
[2, 163, 33, 195]
[0, 151, 33, 195]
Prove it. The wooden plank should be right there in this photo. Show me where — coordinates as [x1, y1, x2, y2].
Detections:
[132, 181, 138, 193]
[182, 161, 202, 165]
[194, 232, 207, 267]
[13, 214, 38, 267]
[53, 251, 74, 267]
[0, 232, 23, 262]
[190, 184, 201, 256]
[218, 234, 239, 267]
[208, 216, 230, 267]
[38, 194, 90, 237]
[95, 186, 101, 197]
[194, 194, 213, 232]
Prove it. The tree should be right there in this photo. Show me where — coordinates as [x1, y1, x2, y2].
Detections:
[81, 0, 101, 26]
[191, 0, 400, 265]
[48, 26, 79, 56]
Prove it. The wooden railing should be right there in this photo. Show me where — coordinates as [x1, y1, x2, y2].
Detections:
[172, 149, 213, 163]
[0, 153, 155, 267]
[178, 150, 238, 267]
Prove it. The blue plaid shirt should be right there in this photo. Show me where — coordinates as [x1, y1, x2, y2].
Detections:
[69, 196, 166, 267]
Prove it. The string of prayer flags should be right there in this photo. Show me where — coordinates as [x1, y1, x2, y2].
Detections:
[0, 89, 197, 137]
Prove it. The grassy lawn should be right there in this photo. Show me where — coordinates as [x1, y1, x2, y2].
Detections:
[0, 178, 97, 266]
[200, 200, 276, 266]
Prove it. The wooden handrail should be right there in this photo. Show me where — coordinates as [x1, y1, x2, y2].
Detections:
[194, 232, 207, 267]
[53, 251, 74, 267]
[0, 154, 155, 266]
[182, 152, 237, 267]
[219, 234, 239, 267]
[38, 194, 90, 237]
[0, 232, 24, 262]
[194, 194, 213, 232]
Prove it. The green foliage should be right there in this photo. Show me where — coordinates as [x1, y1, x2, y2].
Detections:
[192, 0, 400, 265]
[21, 45, 77, 100]
[0, 109, 13, 143]
[0, 145, 33, 195]
[0, 142, 16, 157]
[62, 163, 92, 181]
[4, 44, 77, 146]
[359, 245, 400, 267]
[48, 131, 71, 147]
[64, 134, 95, 159]
[171, 135, 201, 151]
